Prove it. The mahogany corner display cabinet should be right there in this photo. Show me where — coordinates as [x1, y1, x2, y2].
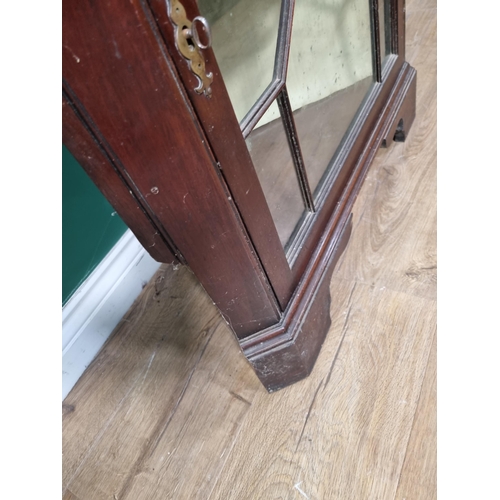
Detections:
[63, 0, 416, 392]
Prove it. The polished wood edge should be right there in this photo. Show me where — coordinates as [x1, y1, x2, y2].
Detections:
[240, 79, 283, 138]
[278, 87, 315, 211]
[240, 209, 352, 355]
[274, 0, 295, 83]
[371, 0, 382, 83]
[240, 62, 417, 392]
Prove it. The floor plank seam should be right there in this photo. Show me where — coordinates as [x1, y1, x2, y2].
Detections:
[63, 346, 166, 492]
[205, 389, 263, 500]
[392, 327, 436, 500]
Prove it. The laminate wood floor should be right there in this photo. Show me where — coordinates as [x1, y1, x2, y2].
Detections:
[62, 1, 436, 498]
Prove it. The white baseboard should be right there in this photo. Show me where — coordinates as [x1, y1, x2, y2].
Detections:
[62, 230, 161, 401]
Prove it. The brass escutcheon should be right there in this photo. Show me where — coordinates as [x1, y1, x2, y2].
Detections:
[168, 0, 213, 97]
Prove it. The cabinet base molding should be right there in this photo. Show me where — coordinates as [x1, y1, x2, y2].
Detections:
[242, 212, 352, 392]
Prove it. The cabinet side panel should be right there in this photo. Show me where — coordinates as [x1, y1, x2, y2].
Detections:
[63, 95, 177, 264]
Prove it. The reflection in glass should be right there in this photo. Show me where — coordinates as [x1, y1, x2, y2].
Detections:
[245, 102, 307, 250]
[286, 0, 374, 196]
[198, 0, 282, 124]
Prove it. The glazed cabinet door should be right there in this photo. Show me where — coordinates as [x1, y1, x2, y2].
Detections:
[145, 0, 416, 392]
[63, 0, 416, 391]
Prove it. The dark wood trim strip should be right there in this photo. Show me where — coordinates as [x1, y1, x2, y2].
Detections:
[274, 0, 295, 83]
[277, 86, 315, 212]
[371, 0, 383, 83]
[239, 0, 295, 138]
[392, 0, 401, 57]
[240, 79, 284, 139]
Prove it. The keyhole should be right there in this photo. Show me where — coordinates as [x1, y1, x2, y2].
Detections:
[182, 26, 195, 49]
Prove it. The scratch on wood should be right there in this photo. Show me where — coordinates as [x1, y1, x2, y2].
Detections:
[296, 379, 323, 452]
[117, 325, 217, 499]
[324, 282, 357, 389]
[143, 351, 156, 379]
[294, 481, 310, 499]
[228, 391, 252, 406]
[64, 354, 158, 490]
[121, 350, 158, 418]
[63, 45, 81, 63]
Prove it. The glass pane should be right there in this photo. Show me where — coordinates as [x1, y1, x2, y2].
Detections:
[198, 0, 282, 124]
[245, 102, 307, 250]
[286, 0, 374, 196]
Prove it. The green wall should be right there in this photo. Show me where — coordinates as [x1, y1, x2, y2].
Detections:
[62, 145, 128, 305]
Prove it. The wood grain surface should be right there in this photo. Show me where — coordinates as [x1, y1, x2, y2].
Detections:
[63, 0, 436, 498]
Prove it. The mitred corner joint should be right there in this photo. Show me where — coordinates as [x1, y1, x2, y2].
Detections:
[241, 212, 353, 392]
